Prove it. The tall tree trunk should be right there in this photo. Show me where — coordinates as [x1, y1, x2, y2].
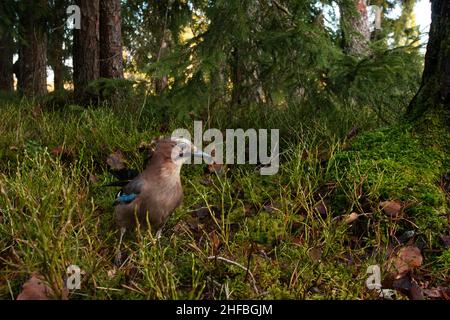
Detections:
[339, 0, 371, 56]
[100, 0, 123, 79]
[52, 47, 64, 91]
[48, 0, 66, 91]
[370, 0, 383, 41]
[0, 32, 14, 92]
[73, 0, 100, 103]
[49, 24, 65, 91]
[18, 0, 48, 96]
[0, 0, 14, 92]
[407, 0, 450, 117]
[154, 34, 169, 94]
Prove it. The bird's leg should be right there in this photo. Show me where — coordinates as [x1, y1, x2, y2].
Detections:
[114, 227, 127, 266]
[154, 219, 170, 242]
[155, 229, 162, 241]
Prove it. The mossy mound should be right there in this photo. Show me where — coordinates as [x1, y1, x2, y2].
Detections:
[331, 107, 449, 245]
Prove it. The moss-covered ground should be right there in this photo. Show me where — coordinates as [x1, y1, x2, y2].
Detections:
[0, 99, 448, 299]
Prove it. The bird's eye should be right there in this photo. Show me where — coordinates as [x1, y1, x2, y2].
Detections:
[179, 142, 190, 152]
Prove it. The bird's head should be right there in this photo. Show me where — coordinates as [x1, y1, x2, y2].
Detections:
[152, 137, 212, 168]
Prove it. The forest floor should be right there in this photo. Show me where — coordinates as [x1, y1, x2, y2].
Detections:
[0, 97, 448, 299]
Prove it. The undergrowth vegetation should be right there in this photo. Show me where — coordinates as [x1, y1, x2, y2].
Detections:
[0, 96, 448, 299]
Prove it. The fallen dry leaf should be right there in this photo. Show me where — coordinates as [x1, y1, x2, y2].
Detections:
[106, 151, 126, 170]
[380, 200, 403, 219]
[50, 145, 74, 160]
[390, 245, 423, 278]
[391, 274, 423, 300]
[345, 212, 359, 224]
[51, 145, 64, 157]
[408, 281, 424, 300]
[440, 235, 450, 248]
[422, 288, 443, 299]
[444, 288, 450, 300]
[309, 247, 322, 263]
[208, 231, 221, 251]
[17, 273, 54, 300]
[314, 201, 328, 216]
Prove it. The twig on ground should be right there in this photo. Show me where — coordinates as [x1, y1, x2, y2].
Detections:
[208, 255, 259, 295]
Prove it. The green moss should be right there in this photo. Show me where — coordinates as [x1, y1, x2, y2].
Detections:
[331, 107, 449, 243]
[1, 98, 448, 299]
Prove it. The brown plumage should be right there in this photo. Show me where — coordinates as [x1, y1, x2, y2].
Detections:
[113, 137, 211, 263]
[114, 139, 184, 231]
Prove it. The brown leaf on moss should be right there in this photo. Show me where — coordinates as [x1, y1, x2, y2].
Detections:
[106, 151, 126, 170]
[17, 273, 54, 300]
[408, 281, 424, 300]
[309, 247, 322, 263]
[208, 231, 221, 251]
[422, 287, 446, 299]
[391, 274, 424, 300]
[390, 246, 423, 278]
[380, 200, 403, 219]
[345, 212, 359, 224]
[440, 235, 450, 248]
[314, 200, 328, 216]
[50, 145, 74, 160]
[51, 145, 64, 157]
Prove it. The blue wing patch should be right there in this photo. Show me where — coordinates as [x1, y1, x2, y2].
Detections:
[114, 191, 138, 204]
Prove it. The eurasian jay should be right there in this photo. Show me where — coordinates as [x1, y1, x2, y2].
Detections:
[113, 137, 212, 263]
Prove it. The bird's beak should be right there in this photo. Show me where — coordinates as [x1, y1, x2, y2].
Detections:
[192, 151, 214, 163]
